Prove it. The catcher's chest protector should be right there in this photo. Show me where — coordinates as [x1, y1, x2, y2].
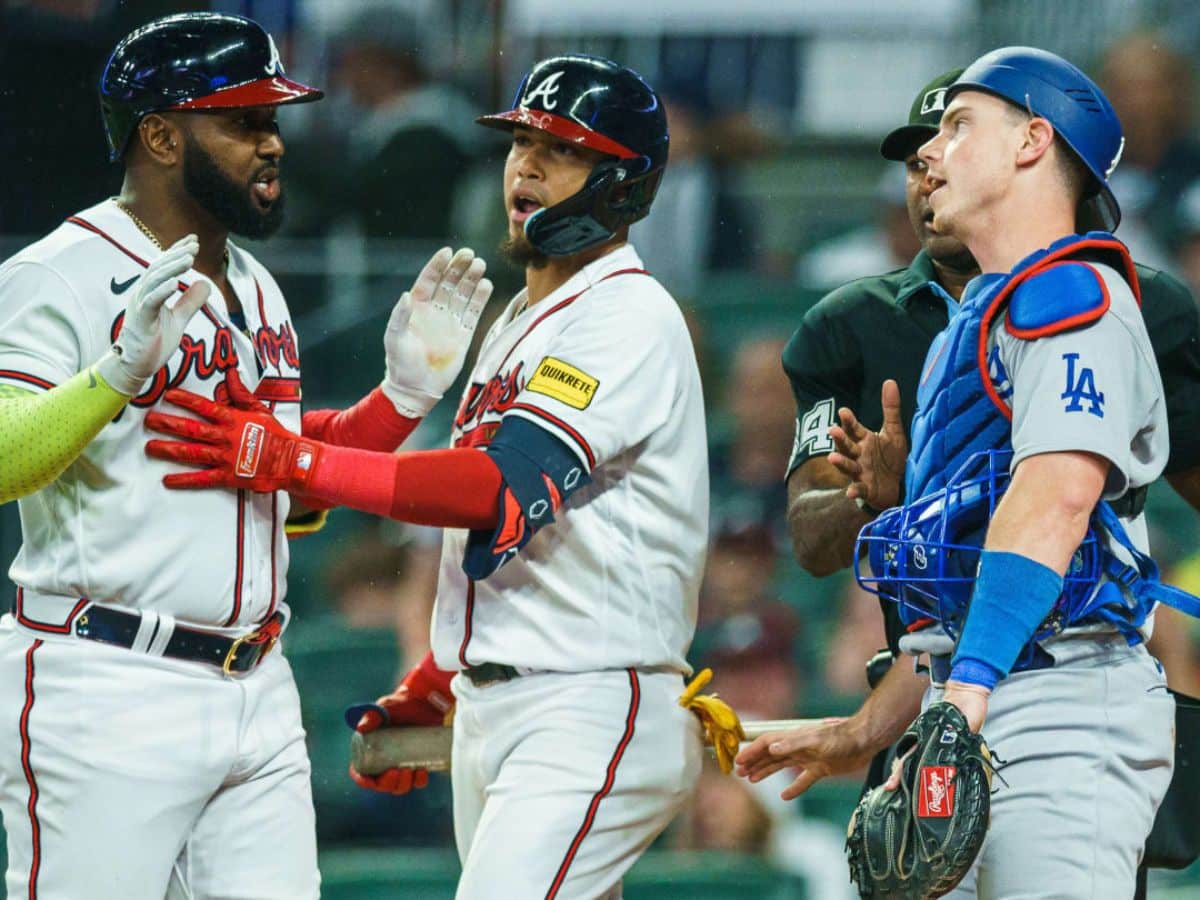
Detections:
[906, 232, 1134, 503]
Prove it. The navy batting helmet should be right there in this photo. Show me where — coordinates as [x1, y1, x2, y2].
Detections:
[100, 13, 323, 162]
[947, 46, 1123, 232]
[477, 54, 669, 256]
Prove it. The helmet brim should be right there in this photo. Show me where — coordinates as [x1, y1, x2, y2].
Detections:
[476, 108, 638, 160]
[168, 76, 323, 111]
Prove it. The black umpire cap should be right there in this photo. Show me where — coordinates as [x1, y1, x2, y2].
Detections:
[879, 68, 965, 161]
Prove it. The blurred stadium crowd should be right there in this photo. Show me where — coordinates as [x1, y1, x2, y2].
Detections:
[3, 0, 1200, 896]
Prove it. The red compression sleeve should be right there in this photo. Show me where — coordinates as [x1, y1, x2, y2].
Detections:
[302, 387, 420, 452]
[303, 443, 502, 529]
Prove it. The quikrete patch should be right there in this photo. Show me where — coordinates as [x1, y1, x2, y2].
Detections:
[526, 356, 599, 409]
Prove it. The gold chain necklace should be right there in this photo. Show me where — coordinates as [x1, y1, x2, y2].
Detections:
[115, 199, 162, 249]
[114, 199, 229, 268]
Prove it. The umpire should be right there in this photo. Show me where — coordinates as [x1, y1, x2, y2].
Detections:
[740, 66, 1200, 834]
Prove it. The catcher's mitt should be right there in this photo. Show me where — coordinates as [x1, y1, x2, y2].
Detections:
[846, 701, 994, 899]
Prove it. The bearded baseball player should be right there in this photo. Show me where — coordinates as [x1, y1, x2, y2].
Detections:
[145, 54, 707, 899]
[0, 13, 492, 899]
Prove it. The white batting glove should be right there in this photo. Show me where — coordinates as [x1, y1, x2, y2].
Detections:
[381, 246, 494, 417]
[95, 234, 212, 396]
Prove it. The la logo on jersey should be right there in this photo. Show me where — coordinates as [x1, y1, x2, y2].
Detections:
[1061, 352, 1104, 418]
[522, 70, 565, 110]
[987, 346, 1013, 400]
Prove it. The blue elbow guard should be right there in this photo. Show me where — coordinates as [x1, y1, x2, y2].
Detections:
[950, 550, 1064, 688]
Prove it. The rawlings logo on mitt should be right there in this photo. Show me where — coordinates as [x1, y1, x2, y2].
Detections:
[846, 702, 995, 899]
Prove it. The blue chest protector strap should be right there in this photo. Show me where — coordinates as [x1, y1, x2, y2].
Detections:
[1075, 503, 1200, 634]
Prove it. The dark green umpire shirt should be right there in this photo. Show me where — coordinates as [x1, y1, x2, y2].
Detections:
[784, 249, 1200, 483]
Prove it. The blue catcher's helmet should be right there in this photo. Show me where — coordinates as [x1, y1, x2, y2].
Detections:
[855, 450, 1102, 640]
[948, 47, 1124, 232]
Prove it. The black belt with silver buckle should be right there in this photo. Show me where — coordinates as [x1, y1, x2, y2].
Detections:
[22, 603, 285, 675]
[462, 662, 521, 687]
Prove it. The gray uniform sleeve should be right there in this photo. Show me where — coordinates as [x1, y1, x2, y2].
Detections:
[997, 274, 1167, 498]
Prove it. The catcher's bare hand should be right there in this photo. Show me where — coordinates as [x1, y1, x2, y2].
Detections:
[381, 246, 493, 417]
[734, 717, 875, 801]
[828, 378, 907, 511]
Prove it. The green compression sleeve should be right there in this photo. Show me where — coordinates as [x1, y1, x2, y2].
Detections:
[0, 366, 130, 504]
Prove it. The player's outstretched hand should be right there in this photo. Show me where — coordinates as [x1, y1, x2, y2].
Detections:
[828, 378, 907, 512]
[145, 379, 320, 494]
[96, 234, 211, 396]
[347, 654, 455, 795]
[734, 717, 876, 801]
[381, 247, 494, 417]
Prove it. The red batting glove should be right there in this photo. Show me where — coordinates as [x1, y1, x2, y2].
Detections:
[349, 651, 455, 796]
[144, 370, 322, 493]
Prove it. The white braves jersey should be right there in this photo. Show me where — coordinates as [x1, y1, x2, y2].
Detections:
[0, 199, 301, 630]
[431, 244, 708, 674]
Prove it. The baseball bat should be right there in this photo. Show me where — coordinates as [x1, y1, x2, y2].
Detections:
[350, 718, 821, 776]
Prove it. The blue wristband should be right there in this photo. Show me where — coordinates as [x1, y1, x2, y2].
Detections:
[950, 550, 1064, 687]
[947, 657, 1004, 691]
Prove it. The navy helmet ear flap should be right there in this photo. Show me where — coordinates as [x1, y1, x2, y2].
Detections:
[524, 160, 665, 257]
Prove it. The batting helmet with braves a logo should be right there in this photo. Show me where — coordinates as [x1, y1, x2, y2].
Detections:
[477, 54, 669, 256]
[100, 12, 323, 161]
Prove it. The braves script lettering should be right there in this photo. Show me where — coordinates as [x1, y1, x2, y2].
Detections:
[111, 312, 240, 408]
[255, 321, 300, 370]
[455, 362, 526, 433]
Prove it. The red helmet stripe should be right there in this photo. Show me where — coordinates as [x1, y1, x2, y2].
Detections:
[477, 108, 639, 159]
[168, 76, 323, 111]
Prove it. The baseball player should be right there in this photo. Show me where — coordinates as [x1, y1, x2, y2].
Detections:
[144, 55, 708, 900]
[743, 48, 1182, 897]
[739, 66, 1200, 805]
[0, 13, 492, 899]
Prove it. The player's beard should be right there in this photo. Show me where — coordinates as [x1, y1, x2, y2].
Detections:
[182, 141, 285, 240]
[499, 232, 549, 270]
